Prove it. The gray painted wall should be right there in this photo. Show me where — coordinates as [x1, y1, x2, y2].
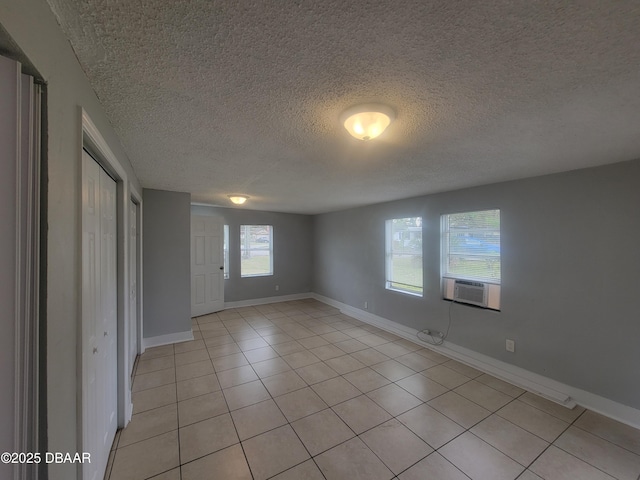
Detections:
[143, 189, 192, 338]
[191, 205, 313, 302]
[0, 3, 142, 478]
[313, 159, 640, 410]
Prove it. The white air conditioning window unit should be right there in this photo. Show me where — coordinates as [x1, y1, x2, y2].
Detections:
[453, 279, 488, 308]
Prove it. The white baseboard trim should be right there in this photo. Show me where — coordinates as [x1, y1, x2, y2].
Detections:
[143, 330, 194, 349]
[224, 292, 312, 309]
[311, 293, 640, 429]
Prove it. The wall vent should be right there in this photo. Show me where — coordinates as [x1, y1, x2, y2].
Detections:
[453, 280, 488, 307]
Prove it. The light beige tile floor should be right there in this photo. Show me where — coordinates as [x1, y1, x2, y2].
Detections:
[107, 298, 640, 480]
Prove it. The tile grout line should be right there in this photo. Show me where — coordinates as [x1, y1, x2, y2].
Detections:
[223, 392, 257, 480]
[514, 404, 597, 480]
[570, 414, 640, 459]
[393, 376, 525, 478]
[434, 384, 577, 476]
[545, 408, 634, 480]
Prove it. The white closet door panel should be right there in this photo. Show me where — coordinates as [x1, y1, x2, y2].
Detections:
[99, 168, 118, 459]
[0, 53, 20, 480]
[82, 151, 117, 480]
[81, 151, 102, 480]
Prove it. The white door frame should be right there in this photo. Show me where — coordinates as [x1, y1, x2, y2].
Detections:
[128, 192, 144, 367]
[128, 184, 144, 360]
[80, 110, 138, 476]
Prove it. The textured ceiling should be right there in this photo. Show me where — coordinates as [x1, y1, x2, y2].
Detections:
[47, 0, 640, 214]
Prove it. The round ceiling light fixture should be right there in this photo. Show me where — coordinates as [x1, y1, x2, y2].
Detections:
[228, 194, 249, 205]
[340, 103, 395, 141]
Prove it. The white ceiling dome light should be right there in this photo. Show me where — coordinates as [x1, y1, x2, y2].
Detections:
[228, 194, 249, 205]
[340, 103, 395, 141]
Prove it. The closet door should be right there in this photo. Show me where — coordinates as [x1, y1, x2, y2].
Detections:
[0, 52, 20, 480]
[1, 54, 42, 480]
[99, 164, 118, 456]
[82, 150, 117, 480]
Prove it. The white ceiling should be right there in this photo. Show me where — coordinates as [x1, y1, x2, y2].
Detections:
[47, 0, 640, 214]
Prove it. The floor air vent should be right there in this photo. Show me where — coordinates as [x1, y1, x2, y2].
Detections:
[453, 280, 488, 307]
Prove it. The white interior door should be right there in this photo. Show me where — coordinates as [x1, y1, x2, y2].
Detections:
[82, 150, 118, 480]
[129, 200, 138, 377]
[191, 214, 225, 316]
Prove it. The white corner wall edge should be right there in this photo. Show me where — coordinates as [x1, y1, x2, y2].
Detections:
[126, 402, 133, 425]
[224, 292, 311, 309]
[143, 330, 194, 349]
[311, 293, 640, 429]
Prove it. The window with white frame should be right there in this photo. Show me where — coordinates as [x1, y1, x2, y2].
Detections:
[442, 209, 501, 283]
[223, 225, 229, 279]
[385, 217, 423, 296]
[240, 225, 273, 277]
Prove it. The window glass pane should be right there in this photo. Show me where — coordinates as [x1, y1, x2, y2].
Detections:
[240, 225, 273, 277]
[223, 225, 229, 279]
[386, 217, 423, 295]
[443, 209, 500, 283]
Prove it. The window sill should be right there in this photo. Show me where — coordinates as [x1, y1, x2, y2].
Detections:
[386, 286, 423, 298]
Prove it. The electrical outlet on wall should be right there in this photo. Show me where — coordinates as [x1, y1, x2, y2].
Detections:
[275, 285, 279, 291]
[364, 301, 368, 309]
[506, 339, 515, 353]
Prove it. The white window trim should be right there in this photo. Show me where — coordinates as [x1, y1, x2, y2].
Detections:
[240, 225, 274, 277]
[441, 209, 501, 284]
[385, 218, 424, 297]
